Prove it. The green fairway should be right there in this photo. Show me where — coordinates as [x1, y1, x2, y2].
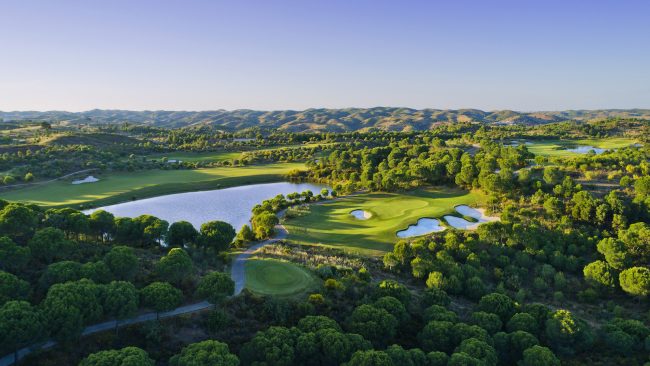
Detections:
[524, 137, 639, 157]
[284, 188, 485, 256]
[146, 151, 243, 162]
[245, 258, 317, 296]
[0, 162, 305, 208]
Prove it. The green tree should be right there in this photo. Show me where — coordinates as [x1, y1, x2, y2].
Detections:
[103, 281, 139, 332]
[39, 260, 83, 289]
[507, 313, 538, 334]
[346, 350, 392, 366]
[418, 320, 454, 352]
[133, 214, 169, 247]
[0, 203, 38, 243]
[477, 293, 516, 322]
[167, 221, 198, 248]
[619, 267, 650, 298]
[88, 210, 115, 242]
[447, 352, 482, 366]
[373, 296, 408, 322]
[0, 301, 44, 362]
[156, 247, 194, 285]
[79, 347, 155, 366]
[199, 220, 236, 253]
[583, 260, 616, 290]
[251, 212, 279, 239]
[240, 326, 299, 366]
[347, 304, 398, 346]
[42, 279, 103, 343]
[81, 261, 113, 284]
[0, 271, 30, 305]
[195, 271, 235, 304]
[454, 338, 497, 366]
[470, 311, 502, 335]
[0, 236, 30, 273]
[235, 224, 255, 244]
[518, 345, 560, 366]
[544, 309, 593, 355]
[140, 282, 183, 320]
[104, 246, 139, 281]
[170, 340, 239, 366]
[28, 227, 73, 264]
[297, 315, 341, 333]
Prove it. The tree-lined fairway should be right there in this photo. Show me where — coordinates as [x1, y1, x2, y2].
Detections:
[524, 137, 639, 157]
[285, 188, 485, 256]
[244, 258, 317, 296]
[0, 162, 305, 208]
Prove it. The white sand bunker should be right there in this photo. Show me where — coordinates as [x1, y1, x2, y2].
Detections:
[444, 205, 500, 230]
[397, 218, 445, 238]
[72, 175, 99, 184]
[350, 210, 372, 220]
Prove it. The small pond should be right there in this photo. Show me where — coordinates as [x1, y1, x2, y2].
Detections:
[84, 182, 327, 230]
[350, 210, 372, 220]
[396, 218, 445, 238]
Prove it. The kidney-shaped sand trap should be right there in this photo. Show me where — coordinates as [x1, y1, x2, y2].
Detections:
[444, 205, 499, 230]
[397, 218, 445, 238]
[350, 209, 372, 220]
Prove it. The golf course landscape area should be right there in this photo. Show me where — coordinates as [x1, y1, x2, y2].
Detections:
[146, 150, 244, 163]
[284, 188, 487, 256]
[522, 137, 639, 157]
[0, 162, 305, 208]
[244, 258, 318, 297]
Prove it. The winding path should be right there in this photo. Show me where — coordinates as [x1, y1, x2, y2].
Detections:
[231, 221, 288, 294]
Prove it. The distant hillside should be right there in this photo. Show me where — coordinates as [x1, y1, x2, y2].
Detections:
[1, 108, 649, 132]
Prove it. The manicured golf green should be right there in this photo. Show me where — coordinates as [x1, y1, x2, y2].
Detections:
[524, 138, 639, 157]
[284, 188, 486, 256]
[245, 258, 317, 296]
[0, 162, 305, 208]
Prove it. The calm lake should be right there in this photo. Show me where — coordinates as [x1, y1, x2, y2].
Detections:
[84, 182, 327, 229]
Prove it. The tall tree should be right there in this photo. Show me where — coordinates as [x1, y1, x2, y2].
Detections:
[199, 221, 236, 253]
[0, 301, 44, 362]
[140, 282, 183, 320]
[169, 340, 239, 366]
[156, 248, 194, 285]
[167, 221, 198, 248]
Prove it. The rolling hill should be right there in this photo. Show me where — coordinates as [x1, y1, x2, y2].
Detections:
[1, 108, 649, 132]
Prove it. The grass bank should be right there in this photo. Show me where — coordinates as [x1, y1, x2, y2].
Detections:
[0, 162, 305, 208]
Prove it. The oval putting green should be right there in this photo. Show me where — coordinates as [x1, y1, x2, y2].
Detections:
[244, 258, 316, 296]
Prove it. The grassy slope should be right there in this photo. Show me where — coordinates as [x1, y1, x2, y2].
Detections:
[0, 162, 305, 208]
[244, 258, 317, 296]
[284, 188, 485, 256]
[526, 137, 639, 157]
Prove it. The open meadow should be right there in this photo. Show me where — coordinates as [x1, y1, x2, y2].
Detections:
[284, 188, 486, 256]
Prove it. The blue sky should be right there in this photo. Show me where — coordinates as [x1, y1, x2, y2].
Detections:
[0, 0, 648, 111]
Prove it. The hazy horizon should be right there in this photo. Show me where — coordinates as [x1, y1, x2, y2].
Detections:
[1, 0, 649, 111]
